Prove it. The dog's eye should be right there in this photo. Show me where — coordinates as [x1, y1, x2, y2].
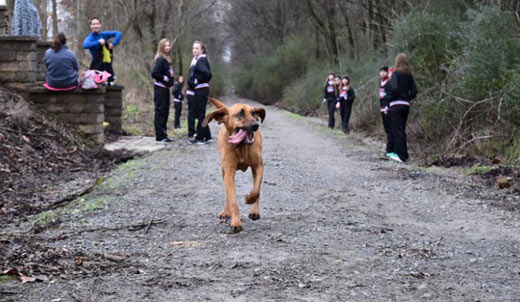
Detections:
[236, 110, 245, 118]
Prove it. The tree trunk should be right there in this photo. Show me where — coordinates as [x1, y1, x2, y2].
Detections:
[51, 0, 58, 36]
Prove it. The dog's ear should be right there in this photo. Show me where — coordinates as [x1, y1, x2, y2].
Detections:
[203, 107, 228, 127]
[252, 108, 266, 123]
[209, 97, 227, 109]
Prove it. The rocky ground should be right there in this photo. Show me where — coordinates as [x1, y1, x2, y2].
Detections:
[1, 97, 519, 301]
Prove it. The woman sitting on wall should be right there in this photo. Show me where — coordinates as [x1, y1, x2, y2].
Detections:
[43, 33, 79, 91]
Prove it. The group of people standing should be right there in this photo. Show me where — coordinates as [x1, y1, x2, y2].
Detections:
[379, 53, 417, 162]
[323, 52, 417, 162]
[323, 74, 356, 134]
[151, 39, 213, 144]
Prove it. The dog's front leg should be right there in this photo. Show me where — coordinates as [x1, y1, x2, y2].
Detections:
[246, 164, 263, 221]
[223, 167, 242, 233]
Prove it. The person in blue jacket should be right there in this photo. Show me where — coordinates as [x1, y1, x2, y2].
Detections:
[43, 32, 79, 90]
[82, 17, 122, 84]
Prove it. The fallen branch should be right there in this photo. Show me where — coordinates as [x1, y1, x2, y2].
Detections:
[41, 183, 96, 211]
[61, 220, 168, 236]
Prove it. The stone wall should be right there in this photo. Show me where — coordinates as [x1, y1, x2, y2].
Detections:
[0, 36, 38, 89]
[28, 87, 106, 144]
[105, 85, 124, 135]
[36, 41, 52, 82]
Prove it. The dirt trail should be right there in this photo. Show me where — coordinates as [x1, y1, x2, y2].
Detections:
[2, 97, 520, 301]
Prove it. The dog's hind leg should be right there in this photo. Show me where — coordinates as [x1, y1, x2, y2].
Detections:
[246, 165, 263, 221]
[223, 167, 243, 233]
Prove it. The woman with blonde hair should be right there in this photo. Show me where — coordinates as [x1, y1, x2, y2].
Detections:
[187, 40, 212, 144]
[151, 38, 175, 142]
[387, 53, 417, 162]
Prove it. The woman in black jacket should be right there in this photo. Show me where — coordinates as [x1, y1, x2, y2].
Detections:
[172, 76, 184, 129]
[323, 72, 338, 129]
[388, 53, 417, 162]
[188, 40, 212, 145]
[339, 76, 355, 134]
[151, 38, 175, 142]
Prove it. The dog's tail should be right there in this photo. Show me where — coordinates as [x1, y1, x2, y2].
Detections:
[209, 97, 226, 109]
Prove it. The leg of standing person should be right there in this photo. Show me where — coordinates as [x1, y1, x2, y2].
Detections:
[195, 88, 212, 142]
[187, 93, 196, 137]
[327, 99, 336, 129]
[174, 101, 182, 128]
[382, 111, 394, 154]
[154, 86, 169, 141]
[390, 105, 409, 161]
[343, 99, 353, 134]
[339, 101, 348, 133]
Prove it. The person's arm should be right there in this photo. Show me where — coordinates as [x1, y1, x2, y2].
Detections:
[82, 34, 100, 49]
[103, 31, 122, 47]
[151, 58, 167, 82]
[348, 88, 355, 101]
[409, 76, 417, 100]
[389, 72, 399, 100]
[195, 58, 211, 84]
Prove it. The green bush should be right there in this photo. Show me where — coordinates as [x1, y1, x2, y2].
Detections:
[233, 35, 314, 104]
[390, 8, 461, 83]
[454, 6, 520, 100]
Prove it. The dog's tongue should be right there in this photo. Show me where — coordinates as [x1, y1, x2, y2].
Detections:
[228, 129, 248, 144]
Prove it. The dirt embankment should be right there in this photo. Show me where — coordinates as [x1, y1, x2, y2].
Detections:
[0, 88, 134, 218]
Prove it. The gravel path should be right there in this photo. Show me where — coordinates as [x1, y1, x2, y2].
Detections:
[2, 97, 520, 301]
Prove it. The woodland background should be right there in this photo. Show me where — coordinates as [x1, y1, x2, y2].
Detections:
[5, 0, 520, 164]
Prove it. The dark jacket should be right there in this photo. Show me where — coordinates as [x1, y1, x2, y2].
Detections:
[188, 54, 212, 90]
[379, 79, 391, 108]
[152, 57, 174, 88]
[339, 86, 355, 103]
[44, 46, 79, 88]
[388, 70, 417, 103]
[172, 82, 184, 102]
[324, 81, 337, 100]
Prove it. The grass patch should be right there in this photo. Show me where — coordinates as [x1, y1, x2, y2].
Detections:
[466, 164, 493, 175]
[283, 110, 305, 120]
[0, 275, 16, 282]
[84, 197, 106, 211]
[34, 210, 58, 226]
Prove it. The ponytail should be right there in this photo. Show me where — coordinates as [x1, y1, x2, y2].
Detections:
[52, 33, 67, 52]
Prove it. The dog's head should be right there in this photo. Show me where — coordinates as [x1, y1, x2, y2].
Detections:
[203, 97, 266, 146]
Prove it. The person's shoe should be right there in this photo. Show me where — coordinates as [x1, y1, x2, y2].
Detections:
[205, 138, 214, 143]
[189, 139, 206, 145]
[388, 153, 403, 162]
[157, 138, 172, 143]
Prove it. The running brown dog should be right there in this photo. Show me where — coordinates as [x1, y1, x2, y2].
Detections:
[202, 97, 266, 233]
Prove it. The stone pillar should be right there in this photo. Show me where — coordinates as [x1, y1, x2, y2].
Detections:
[28, 87, 107, 144]
[105, 85, 124, 135]
[0, 5, 7, 35]
[0, 36, 38, 90]
[36, 40, 52, 82]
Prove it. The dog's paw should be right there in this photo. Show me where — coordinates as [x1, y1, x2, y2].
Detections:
[218, 211, 231, 220]
[227, 225, 243, 234]
[248, 213, 261, 221]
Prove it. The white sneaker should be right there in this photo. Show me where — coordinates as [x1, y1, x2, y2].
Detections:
[388, 153, 403, 162]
